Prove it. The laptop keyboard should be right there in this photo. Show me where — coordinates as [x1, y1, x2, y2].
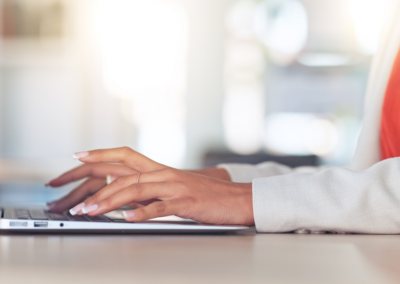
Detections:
[14, 209, 113, 222]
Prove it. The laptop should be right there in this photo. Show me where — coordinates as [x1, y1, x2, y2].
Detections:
[0, 207, 249, 233]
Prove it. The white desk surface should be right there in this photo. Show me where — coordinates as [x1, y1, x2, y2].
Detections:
[1, 228, 400, 284]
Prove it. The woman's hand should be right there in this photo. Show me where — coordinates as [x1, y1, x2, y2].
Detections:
[47, 159, 231, 213]
[46, 163, 138, 212]
[67, 147, 254, 226]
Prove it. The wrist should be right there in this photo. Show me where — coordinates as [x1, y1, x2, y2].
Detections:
[188, 168, 231, 181]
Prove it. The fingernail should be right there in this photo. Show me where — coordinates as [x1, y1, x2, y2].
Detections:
[69, 202, 85, 216]
[123, 211, 135, 218]
[72, 151, 89, 160]
[47, 200, 58, 207]
[82, 204, 98, 214]
[106, 175, 112, 185]
[46, 203, 57, 211]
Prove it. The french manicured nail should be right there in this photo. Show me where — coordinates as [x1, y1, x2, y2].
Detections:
[47, 200, 58, 206]
[69, 202, 85, 215]
[82, 204, 98, 214]
[123, 211, 135, 219]
[46, 202, 58, 211]
[72, 151, 89, 160]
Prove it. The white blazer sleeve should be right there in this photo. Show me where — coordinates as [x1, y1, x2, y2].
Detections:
[217, 162, 324, 183]
[252, 157, 400, 234]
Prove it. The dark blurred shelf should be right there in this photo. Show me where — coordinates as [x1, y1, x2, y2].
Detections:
[203, 151, 318, 168]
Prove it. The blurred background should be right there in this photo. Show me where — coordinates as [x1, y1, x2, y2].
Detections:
[0, 0, 394, 191]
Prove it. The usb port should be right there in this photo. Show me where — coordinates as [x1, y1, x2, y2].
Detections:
[34, 222, 48, 228]
[10, 221, 28, 227]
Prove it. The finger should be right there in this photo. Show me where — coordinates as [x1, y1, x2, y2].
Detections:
[48, 163, 136, 187]
[125, 201, 145, 208]
[79, 182, 177, 216]
[48, 178, 106, 213]
[135, 198, 160, 206]
[82, 174, 141, 208]
[80, 169, 173, 209]
[122, 199, 184, 222]
[73, 147, 168, 173]
[125, 199, 160, 208]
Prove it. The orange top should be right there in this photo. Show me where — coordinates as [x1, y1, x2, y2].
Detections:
[381, 49, 400, 160]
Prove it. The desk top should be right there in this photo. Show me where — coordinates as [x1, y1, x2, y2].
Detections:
[1, 229, 400, 284]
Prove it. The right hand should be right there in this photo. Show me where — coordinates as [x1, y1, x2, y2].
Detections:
[46, 163, 138, 212]
[46, 164, 230, 213]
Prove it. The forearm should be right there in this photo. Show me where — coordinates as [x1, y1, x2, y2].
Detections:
[217, 162, 325, 183]
[253, 158, 400, 234]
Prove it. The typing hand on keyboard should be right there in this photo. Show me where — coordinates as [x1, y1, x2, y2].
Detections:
[46, 163, 138, 213]
[46, 147, 255, 226]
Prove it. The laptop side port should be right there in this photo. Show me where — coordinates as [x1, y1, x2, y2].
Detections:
[34, 222, 48, 228]
[10, 221, 28, 227]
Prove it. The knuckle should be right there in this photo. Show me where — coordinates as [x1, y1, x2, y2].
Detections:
[153, 202, 166, 215]
[134, 208, 146, 220]
[179, 197, 196, 215]
[90, 194, 100, 204]
[182, 196, 196, 203]
[173, 181, 187, 194]
[165, 168, 179, 180]
[121, 146, 133, 154]
[128, 183, 143, 197]
[103, 198, 113, 209]
[115, 176, 127, 185]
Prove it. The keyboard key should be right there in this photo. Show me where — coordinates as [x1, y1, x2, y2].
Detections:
[48, 212, 69, 221]
[29, 210, 48, 220]
[68, 214, 90, 222]
[86, 215, 111, 222]
[17, 215, 29, 219]
[16, 210, 29, 219]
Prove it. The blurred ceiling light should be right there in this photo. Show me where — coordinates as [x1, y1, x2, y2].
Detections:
[96, 0, 188, 167]
[226, 0, 258, 39]
[96, 0, 187, 99]
[263, 113, 338, 156]
[225, 41, 265, 83]
[224, 1, 265, 155]
[255, 0, 308, 65]
[223, 85, 264, 155]
[304, 119, 338, 156]
[350, 0, 389, 55]
[297, 52, 353, 67]
[137, 123, 186, 168]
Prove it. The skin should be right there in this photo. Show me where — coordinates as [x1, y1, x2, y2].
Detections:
[47, 147, 254, 226]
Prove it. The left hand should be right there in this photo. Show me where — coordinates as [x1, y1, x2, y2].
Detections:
[68, 147, 254, 226]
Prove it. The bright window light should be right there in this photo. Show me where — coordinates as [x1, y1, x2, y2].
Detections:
[96, 0, 188, 167]
[223, 85, 265, 155]
[298, 52, 353, 67]
[224, 1, 265, 155]
[255, 0, 308, 65]
[226, 0, 258, 39]
[304, 119, 338, 156]
[350, 0, 389, 55]
[263, 113, 338, 156]
[96, 0, 187, 98]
